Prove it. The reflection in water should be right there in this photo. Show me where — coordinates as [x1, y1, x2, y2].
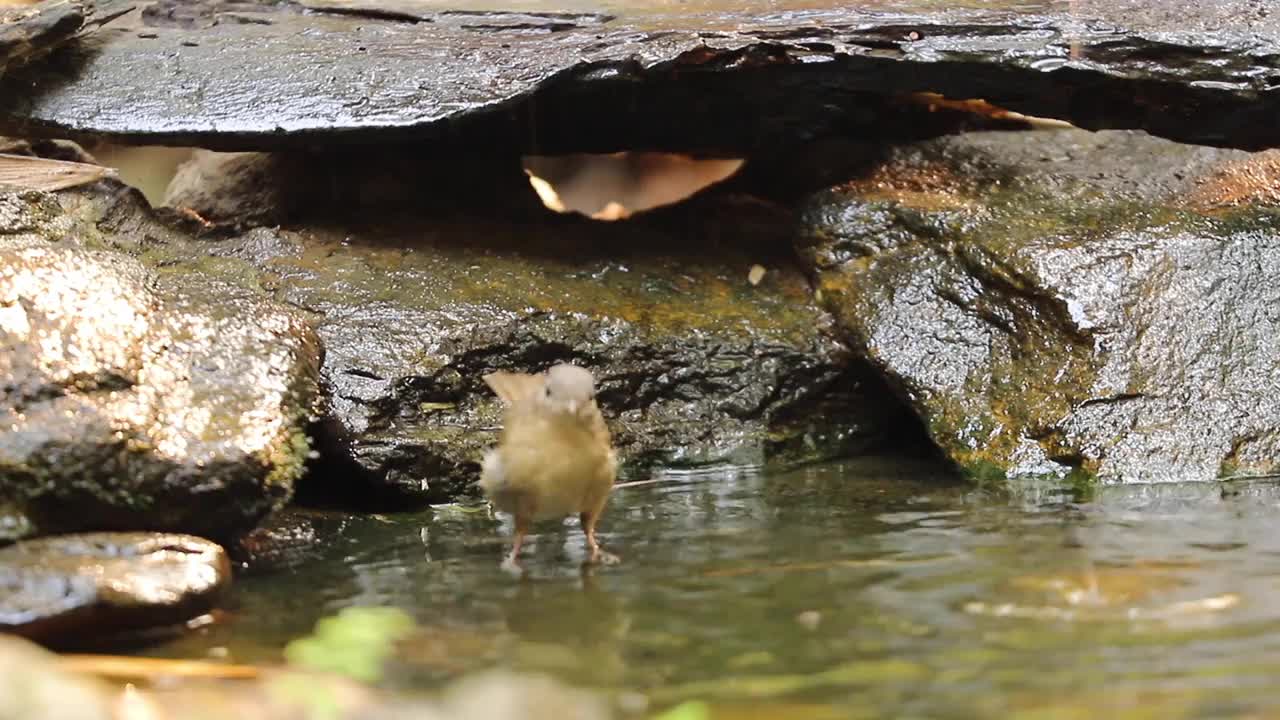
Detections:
[502, 570, 632, 687]
[149, 458, 1280, 716]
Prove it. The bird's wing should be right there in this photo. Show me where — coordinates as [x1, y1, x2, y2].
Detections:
[482, 370, 544, 406]
[586, 402, 613, 446]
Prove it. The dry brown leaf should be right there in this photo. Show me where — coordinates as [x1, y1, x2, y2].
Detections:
[0, 152, 115, 191]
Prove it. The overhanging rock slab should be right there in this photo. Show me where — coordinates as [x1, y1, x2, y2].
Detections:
[0, 1, 1279, 151]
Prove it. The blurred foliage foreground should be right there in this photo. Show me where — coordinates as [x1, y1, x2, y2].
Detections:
[2, 606, 720, 720]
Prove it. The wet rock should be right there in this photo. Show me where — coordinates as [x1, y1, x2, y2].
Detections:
[0, 189, 322, 540]
[0, 0, 90, 76]
[0, 136, 100, 165]
[799, 128, 1280, 484]
[0, 532, 230, 646]
[163, 150, 308, 227]
[230, 508, 348, 574]
[3, 1, 1280, 151]
[0, 634, 114, 720]
[192, 201, 906, 502]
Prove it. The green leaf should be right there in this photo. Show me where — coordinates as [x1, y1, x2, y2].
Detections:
[283, 607, 416, 683]
[653, 700, 712, 720]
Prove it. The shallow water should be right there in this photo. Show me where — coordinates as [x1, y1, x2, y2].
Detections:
[150, 457, 1280, 718]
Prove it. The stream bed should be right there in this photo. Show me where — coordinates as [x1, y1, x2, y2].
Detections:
[142, 456, 1280, 718]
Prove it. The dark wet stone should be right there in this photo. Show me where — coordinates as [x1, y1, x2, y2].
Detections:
[230, 508, 348, 573]
[0, 189, 322, 541]
[2, 1, 1280, 151]
[0, 1, 90, 76]
[181, 200, 910, 503]
[163, 150, 311, 227]
[0, 532, 231, 646]
[798, 128, 1280, 484]
[0, 136, 99, 165]
[156, 147, 540, 229]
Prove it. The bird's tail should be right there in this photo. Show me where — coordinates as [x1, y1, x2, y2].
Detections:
[482, 370, 543, 406]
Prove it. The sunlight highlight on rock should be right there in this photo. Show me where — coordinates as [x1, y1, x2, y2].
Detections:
[0, 192, 322, 540]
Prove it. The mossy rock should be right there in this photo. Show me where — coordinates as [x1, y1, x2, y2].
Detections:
[798, 128, 1280, 484]
[187, 198, 912, 502]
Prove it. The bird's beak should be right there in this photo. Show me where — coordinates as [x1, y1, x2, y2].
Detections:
[567, 399, 579, 415]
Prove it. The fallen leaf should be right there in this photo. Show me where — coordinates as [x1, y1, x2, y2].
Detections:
[0, 153, 115, 191]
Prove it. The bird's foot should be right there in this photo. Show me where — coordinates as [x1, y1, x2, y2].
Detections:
[588, 549, 621, 566]
[500, 554, 524, 577]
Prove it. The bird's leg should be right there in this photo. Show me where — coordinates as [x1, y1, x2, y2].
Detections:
[580, 512, 599, 558]
[501, 509, 532, 575]
[580, 509, 619, 566]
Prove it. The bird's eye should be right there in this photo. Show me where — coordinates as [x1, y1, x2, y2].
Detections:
[544, 387, 552, 397]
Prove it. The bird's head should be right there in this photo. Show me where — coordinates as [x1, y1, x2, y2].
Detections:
[540, 363, 597, 417]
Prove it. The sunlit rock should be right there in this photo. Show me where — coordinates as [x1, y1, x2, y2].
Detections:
[0, 189, 322, 540]
[440, 671, 610, 720]
[0, 532, 231, 646]
[105, 667, 609, 720]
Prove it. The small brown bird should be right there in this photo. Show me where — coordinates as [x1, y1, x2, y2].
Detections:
[479, 363, 618, 571]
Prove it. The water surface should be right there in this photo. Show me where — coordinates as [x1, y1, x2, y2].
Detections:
[151, 457, 1280, 718]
